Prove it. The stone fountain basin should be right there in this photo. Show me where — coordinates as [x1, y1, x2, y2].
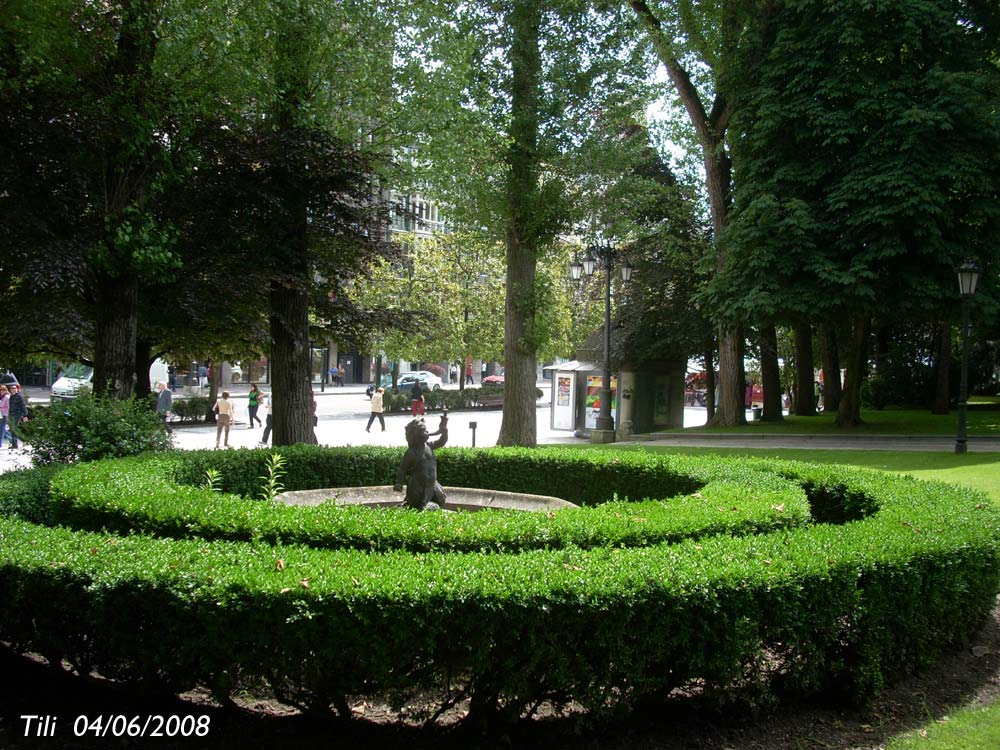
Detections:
[276, 486, 577, 512]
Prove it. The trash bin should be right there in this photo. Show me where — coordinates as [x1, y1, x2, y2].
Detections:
[751, 407, 763, 420]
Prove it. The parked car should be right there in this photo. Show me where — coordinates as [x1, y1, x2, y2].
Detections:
[397, 371, 443, 392]
[482, 373, 505, 385]
[51, 360, 170, 401]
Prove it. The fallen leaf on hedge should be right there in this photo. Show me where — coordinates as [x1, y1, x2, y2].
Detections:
[762, 559, 772, 565]
[279, 587, 292, 594]
[300, 578, 310, 588]
[275, 558, 285, 571]
[771, 503, 785, 512]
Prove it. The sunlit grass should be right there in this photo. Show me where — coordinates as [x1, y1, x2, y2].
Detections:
[887, 703, 1000, 750]
[668, 407, 1000, 436]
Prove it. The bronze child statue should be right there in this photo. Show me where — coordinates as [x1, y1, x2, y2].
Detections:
[394, 412, 449, 511]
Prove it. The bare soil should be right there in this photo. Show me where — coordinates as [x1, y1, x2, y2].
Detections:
[2, 600, 999, 750]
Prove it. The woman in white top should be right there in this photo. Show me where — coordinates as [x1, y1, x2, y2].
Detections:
[366, 387, 386, 432]
[213, 391, 235, 448]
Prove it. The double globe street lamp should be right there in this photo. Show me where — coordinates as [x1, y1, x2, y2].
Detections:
[955, 260, 980, 454]
[570, 243, 633, 443]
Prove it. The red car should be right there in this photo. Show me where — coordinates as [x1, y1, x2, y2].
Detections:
[482, 374, 505, 385]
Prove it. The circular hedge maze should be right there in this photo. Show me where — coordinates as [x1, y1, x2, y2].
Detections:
[1, 445, 998, 725]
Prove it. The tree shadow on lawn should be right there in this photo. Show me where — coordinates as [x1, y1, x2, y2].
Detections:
[2, 603, 999, 750]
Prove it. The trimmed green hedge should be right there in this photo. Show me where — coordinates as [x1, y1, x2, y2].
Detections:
[380, 386, 542, 412]
[47, 452, 810, 553]
[1, 447, 999, 723]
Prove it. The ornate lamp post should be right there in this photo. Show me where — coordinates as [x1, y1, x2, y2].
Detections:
[570, 242, 632, 443]
[955, 260, 980, 454]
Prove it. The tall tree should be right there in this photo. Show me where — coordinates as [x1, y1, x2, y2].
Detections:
[400, 2, 655, 446]
[628, 0, 748, 425]
[716, 0, 1000, 426]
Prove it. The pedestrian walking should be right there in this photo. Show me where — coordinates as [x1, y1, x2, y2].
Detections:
[465, 364, 473, 385]
[247, 383, 263, 428]
[260, 391, 272, 445]
[198, 363, 208, 389]
[410, 380, 425, 417]
[0, 384, 10, 446]
[8, 384, 29, 449]
[366, 387, 386, 432]
[213, 391, 235, 448]
[155, 381, 173, 433]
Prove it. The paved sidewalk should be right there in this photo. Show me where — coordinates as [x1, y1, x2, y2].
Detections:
[2, 385, 995, 476]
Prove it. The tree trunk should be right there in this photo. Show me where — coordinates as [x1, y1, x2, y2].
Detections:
[704, 345, 716, 423]
[93, 270, 139, 399]
[794, 324, 817, 416]
[270, 278, 317, 446]
[204, 360, 219, 423]
[760, 325, 783, 421]
[134, 339, 154, 398]
[706, 158, 744, 426]
[836, 316, 870, 427]
[820, 324, 842, 412]
[497, 0, 541, 447]
[931, 322, 952, 414]
[713, 328, 746, 425]
[91, 2, 157, 401]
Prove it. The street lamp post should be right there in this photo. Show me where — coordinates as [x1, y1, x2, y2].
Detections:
[570, 242, 632, 443]
[955, 260, 980, 455]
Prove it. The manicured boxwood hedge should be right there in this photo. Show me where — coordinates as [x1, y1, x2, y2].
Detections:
[1, 446, 999, 725]
[47, 450, 810, 553]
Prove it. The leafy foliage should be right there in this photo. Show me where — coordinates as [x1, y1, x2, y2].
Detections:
[21, 395, 172, 465]
[715, 0, 1000, 325]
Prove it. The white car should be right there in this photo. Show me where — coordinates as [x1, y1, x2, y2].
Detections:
[397, 371, 443, 391]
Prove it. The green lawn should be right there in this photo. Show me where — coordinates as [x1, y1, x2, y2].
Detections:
[606, 442, 1000, 750]
[668, 407, 1000, 436]
[613, 445, 1000, 499]
[887, 703, 1000, 750]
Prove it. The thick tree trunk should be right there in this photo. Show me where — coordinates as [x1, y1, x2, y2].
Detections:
[93, 271, 139, 399]
[760, 325, 783, 421]
[704, 346, 716, 423]
[713, 328, 746, 425]
[836, 316, 870, 427]
[270, 279, 317, 446]
[204, 360, 219, 423]
[134, 339, 154, 398]
[931, 322, 952, 414]
[794, 324, 817, 416]
[820, 324, 842, 412]
[497, 0, 541, 447]
[91, 3, 157, 401]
